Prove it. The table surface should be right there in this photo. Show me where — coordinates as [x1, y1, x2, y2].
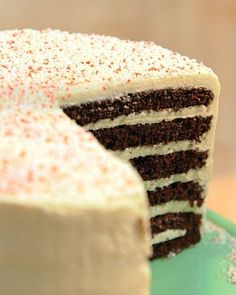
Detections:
[207, 175, 236, 224]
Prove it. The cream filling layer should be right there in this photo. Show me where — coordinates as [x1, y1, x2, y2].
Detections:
[115, 135, 209, 160]
[84, 105, 213, 130]
[149, 200, 203, 218]
[152, 229, 187, 245]
[145, 166, 211, 191]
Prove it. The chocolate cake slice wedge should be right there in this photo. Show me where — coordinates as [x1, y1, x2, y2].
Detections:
[0, 29, 220, 259]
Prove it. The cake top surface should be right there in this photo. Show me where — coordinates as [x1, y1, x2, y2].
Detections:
[0, 107, 145, 210]
[0, 29, 218, 107]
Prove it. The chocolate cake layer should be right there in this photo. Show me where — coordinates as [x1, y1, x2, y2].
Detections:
[150, 213, 202, 235]
[130, 150, 208, 181]
[90, 116, 212, 151]
[151, 227, 201, 259]
[148, 181, 204, 207]
[62, 88, 214, 125]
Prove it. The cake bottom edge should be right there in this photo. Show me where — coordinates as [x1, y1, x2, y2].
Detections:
[150, 227, 201, 259]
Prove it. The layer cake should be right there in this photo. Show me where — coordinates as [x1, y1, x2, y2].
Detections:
[0, 108, 151, 295]
[0, 29, 220, 258]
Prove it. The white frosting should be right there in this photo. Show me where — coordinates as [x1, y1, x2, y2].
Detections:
[149, 200, 204, 218]
[0, 107, 151, 295]
[0, 108, 147, 210]
[0, 201, 151, 295]
[85, 105, 213, 130]
[152, 229, 186, 245]
[0, 29, 220, 109]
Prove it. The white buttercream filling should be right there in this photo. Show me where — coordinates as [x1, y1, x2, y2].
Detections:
[152, 229, 187, 245]
[84, 105, 213, 130]
[144, 166, 211, 191]
[115, 136, 210, 160]
[149, 200, 203, 218]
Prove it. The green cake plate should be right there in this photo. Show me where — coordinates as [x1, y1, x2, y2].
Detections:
[151, 210, 236, 294]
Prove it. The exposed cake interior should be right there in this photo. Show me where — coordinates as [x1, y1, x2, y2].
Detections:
[62, 85, 219, 258]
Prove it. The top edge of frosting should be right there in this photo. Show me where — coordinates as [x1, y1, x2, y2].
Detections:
[0, 28, 220, 107]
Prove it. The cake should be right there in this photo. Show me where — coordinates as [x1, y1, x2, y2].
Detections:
[0, 107, 151, 295]
[0, 29, 220, 259]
